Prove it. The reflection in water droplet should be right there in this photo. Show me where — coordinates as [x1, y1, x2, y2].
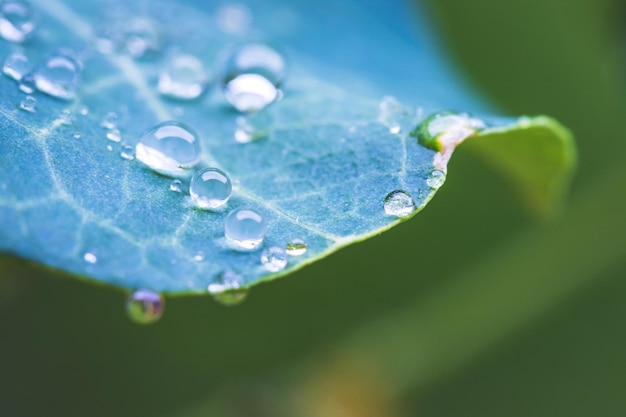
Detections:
[19, 95, 35, 112]
[106, 128, 121, 142]
[158, 54, 209, 100]
[126, 289, 164, 325]
[413, 111, 486, 151]
[286, 239, 307, 256]
[169, 179, 184, 193]
[0, 1, 35, 43]
[216, 4, 252, 34]
[383, 190, 416, 218]
[208, 270, 248, 306]
[261, 246, 288, 272]
[224, 207, 267, 250]
[222, 43, 285, 112]
[135, 121, 201, 176]
[2, 53, 29, 81]
[190, 168, 232, 209]
[83, 252, 97, 264]
[32, 53, 82, 100]
[123, 18, 161, 58]
[101, 112, 118, 129]
[427, 170, 446, 189]
[120, 144, 135, 160]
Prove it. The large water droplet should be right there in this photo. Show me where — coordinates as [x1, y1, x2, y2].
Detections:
[2, 53, 29, 81]
[224, 207, 267, 250]
[222, 43, 285, 112]
[32, 53, 82, 100]
[158, 54, 209, 100]
[426, 170, 446, 189]
[190, 168, 232, 209]
[286, 239, 307, 256]
[123, 18, 161, 58]
[383, 190, 416, 218]
[126, 289, 164, 325]
[208, 270, 248, 306]
[19, 95, 35, 112]
[135, 121, 201, 176]
[261, 246, 288, 272]
[216, 4, 252, 34]
[0, 1, 35, 43]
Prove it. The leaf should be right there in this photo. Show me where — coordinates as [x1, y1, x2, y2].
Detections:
[0, 0, 574, 294]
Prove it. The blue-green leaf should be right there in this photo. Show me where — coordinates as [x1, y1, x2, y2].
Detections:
[0, 0, 574, 294]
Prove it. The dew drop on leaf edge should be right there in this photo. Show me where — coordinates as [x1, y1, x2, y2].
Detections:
[383, 190, 416, 218]
[261, 246, 288, 272]
[285, 239, 307, 256]
[208, 270, 248, 306]
[126, 289, 164, 325]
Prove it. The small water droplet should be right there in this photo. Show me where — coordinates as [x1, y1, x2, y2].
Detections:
[120, 144, 135, 160]
[2, 53, 30, 81]
[413, 111, 486, 151]
[208, 270, 248, 306]
[135, 121, 201, 176]
[379, 96, 404, 134]
[383, 190, 416, 218]
[123, 18, 161, 58]
[169, 179, 184, 193]
[79, 105, 89, 116]
[158, 54, 210, 100]
[224, 207, 267, 251]
[426, 170, 446, 189]
[193, 251, 205, 262]
[19, 95, 35, 112]
[126, 289, 164, 325]
[285, 239, 307, 256]
[32, 53, 82, 100]
[222, 43, 285, 112]
[216, 4, 252, 34]
[106, 144, 113, 152]
[261, 246, 288, 272]
[83, 252, 97, 264]
[101, 112, 118, 129]
[18, 73, 34, 93]
[106, 128, 121, 142]
[0, 1, 35, 43]
[73, 132, 81, 139]
[189, 168, 232, 209]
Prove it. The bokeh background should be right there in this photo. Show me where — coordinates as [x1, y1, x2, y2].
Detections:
[1, 0, 625, 416]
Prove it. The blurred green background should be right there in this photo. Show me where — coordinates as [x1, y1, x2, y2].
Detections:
[1, 0, 625, 416]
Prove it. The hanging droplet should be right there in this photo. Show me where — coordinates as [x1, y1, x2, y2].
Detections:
[216, 4, 252, 34]
[120, 144, 135, 160]
[169, 179, 184, 193]
[261, 246, 288, 272]
[383, 190, 416, 218]
[123, 18, 161, 58]
[221, 43, 285, 112]
[224, 207, 267, 250]
[0, 0, 35, 43]
[208, 270, 248, 306]
[285, 239, 307, 256]
[189, 168, 232, 209]
[412, 111, 486, 152]
[426, 169, 446, 189]
[135, 121, 201, 176]
[158, 54, 210, 100]
[32, 53, 82, 100]
[106, 128, 121, 142]
[101, 112, 118, 129]
[2, 53, 30, 81]
[126, 289, 164, 325]
[19, 95, 35, 112]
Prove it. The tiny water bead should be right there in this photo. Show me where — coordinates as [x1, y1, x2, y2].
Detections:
[120, 144, 135, 160]
[208, 270, 248, 306]
[101, 112, 118, 129]
[135, 121, 201, 176]
[427, 169, 446, 189]
[123, 18, 161, 58]
[83, 252, 97, 264]
[190, 168, 232, 209]
[32, 53, 82, 100]
[412, 111, 486, 152]
[383, 190, 416, 218]
[222, 43, 285, 112]
[158, 54, 210, 100]
[224, 207, 267, 250]
[106, 129, 121, 142]
[2, 53, 29, 80]
[285, 239, 307, 256]
[169, 179, 184, 193]
[261, 246, 288, 272]
[0, 0, 35, 43]
[19, 95, 35, 112]
[126, 289, 164, 325]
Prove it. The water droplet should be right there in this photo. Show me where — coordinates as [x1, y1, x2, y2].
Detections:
[73, 132, 81, 139]
[189, 168, 232, 209]
[261, 246, 288, 272]
[19, 95, 35, 112]
[426, 170, 446, 189]
[216, 4, 252, 34]
[123, 18, 161, 58]
[379, 96, 403, 134]
[169, 179, 184, 193]
[413, 111, 486, 151]
[32, 53, 82, 100]
[106, 128, 121, 142]
[158, 54, 210, 100]
[120, 144, 135, 160]
[106, 144, 113, 152]
[126, 289, 164, 325]
[101, 112, 118, 129]
[222, 43, 285, 112]
[193, 251, 205, 262]
[2, 53, 29, 81]
[224, 207, 267, 251]
[0, 1, 35, 43]
[83, 252, 97, 264]
[285, 239, 307, 256]
[208, 270, 248, 306]
[383, 190, 416, 218]
[135, 121, 201, 176]
[18, 73, 34, 93]
[79, 105, 89, 116]
[58, 109, 72, 125]
[234, 116, 266, 143]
